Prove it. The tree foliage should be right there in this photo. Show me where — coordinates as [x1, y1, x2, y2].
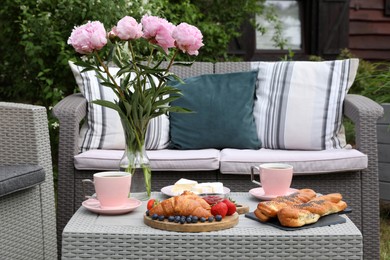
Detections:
[0, 0, 269, 105]
[0, 0, 154, 104]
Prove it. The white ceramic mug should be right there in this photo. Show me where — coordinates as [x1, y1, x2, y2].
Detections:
[82, 171, 131, 209]
[250, 163, 293, 196]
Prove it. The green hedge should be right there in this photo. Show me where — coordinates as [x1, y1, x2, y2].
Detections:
[0, 0, 270, 106]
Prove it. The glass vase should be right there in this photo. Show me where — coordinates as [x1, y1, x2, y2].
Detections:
[119, 143, 151, 201]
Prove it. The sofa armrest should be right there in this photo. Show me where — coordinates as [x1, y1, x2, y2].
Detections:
[344, 94, 384, 152]
[52, 93, 87, 241]
[53, 93, 86, 158]
[344, 94, 383, 258]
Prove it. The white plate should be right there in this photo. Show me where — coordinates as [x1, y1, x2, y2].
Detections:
[161, 185, 231, 197]
[82, 198, 142, 215]
[249, 187, 298, 200]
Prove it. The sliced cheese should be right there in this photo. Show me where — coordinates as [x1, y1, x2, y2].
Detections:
[172, 178, 198, 194]
[191, 182, 224, 194]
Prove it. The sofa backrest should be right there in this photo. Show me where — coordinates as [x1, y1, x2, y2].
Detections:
[215, 62, 253, 74]
[169, 62, 254, 77]
[167, 62, 214, 78]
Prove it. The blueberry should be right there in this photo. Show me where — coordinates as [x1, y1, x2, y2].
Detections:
[208, 216, 214, 222]
[192, 216, 198, 223]
[168, 216, 175, 222]
[174, 216, 181, 223]
[215, 215, 222, 221]
[180, 218, 186, 224]
[186, 216, 192, 223]
[158, 215, 165, 221]
[200, 217, 206, 223]
[145, 210, 150, 216]
[151, 213, 158, 220]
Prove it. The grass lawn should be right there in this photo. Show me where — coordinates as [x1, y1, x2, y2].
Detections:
[381, 201, 390, 260]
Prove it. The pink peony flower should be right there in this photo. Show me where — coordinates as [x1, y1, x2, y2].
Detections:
[141, 15, 175, 54]
[112, 16, 143, 41]
[172, 23, 204, 56]
[68, 21, 107, 54]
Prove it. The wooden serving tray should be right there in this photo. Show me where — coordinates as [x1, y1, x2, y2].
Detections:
[236, 204, 250, 215]
[144, 213, 239, 232]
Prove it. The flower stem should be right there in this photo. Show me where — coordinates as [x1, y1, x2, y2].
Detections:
[166, 49, 179, 72]
[147, 47, 155, 67]
[94, 51, 124, 99]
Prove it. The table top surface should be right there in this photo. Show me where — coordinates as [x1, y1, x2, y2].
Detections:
[63, 192, 362, 238]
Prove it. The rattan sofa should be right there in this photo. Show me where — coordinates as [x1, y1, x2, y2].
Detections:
[54, 62, 384, 259]
[0, 102, 57, 259]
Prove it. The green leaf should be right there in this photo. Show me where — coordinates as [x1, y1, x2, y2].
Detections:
[92, 100, 121, 114]
[166, 106, 192, 113]
[172, 61, 194, 67]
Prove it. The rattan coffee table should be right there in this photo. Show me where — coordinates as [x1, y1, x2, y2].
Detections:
[62, 192, 362, 259]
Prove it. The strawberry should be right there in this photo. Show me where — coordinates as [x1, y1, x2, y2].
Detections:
[211, 202, 228, 218]
[222, 198, 236, 216]
[147, 199, 158, 210]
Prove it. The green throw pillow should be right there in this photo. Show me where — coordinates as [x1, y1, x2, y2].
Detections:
[169, 71, 261, 150]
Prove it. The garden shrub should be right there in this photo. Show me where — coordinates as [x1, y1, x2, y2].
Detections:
[0, 0, 272, 105]
[338, 49, 390, 104]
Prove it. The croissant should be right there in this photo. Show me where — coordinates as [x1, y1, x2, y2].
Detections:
[277, 199, 347, 227]
[254, 189, 317, 222]
[149, 191, 212, 218]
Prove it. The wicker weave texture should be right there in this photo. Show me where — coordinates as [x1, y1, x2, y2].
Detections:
[0, 102, 57, 259]
[53, 62, 384, 260]
[62, 192, 362, 260]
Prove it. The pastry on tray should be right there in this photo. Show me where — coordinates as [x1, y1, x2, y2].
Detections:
[254, 189, 348, 227]
[254, 189, 317, 222]
[149, 191, 212, 218]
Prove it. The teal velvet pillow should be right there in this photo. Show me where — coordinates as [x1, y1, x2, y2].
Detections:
[169, 71, 261, 150]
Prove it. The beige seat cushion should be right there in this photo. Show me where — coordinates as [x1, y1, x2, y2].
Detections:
[220, 147, 367, 175]
[74, 149, 220, 171]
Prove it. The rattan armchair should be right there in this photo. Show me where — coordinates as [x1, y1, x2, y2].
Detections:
[0, 102, 57, 259]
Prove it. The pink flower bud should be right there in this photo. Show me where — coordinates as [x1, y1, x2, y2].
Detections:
[113, 16, 143, 40]
[141, 15, 175, 54]
[68, 21, 107, 54]
[172, 23, 204, 56]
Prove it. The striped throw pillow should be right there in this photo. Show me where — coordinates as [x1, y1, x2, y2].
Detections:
[251, 59, 359, 150]
[69, 62, 170, 152]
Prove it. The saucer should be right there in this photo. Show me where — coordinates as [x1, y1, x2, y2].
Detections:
[161, 185, 231, 197]
[82, 198, 142, 215]
[249, 187, 298, 200]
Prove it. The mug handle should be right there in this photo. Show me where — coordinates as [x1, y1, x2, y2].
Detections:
[250, 166, 262, 186]
[81, 179, 95, 199]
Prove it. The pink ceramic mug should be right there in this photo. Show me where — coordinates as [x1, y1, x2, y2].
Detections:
[250, 163, 293, 196]
[82, 171, 131, 209]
